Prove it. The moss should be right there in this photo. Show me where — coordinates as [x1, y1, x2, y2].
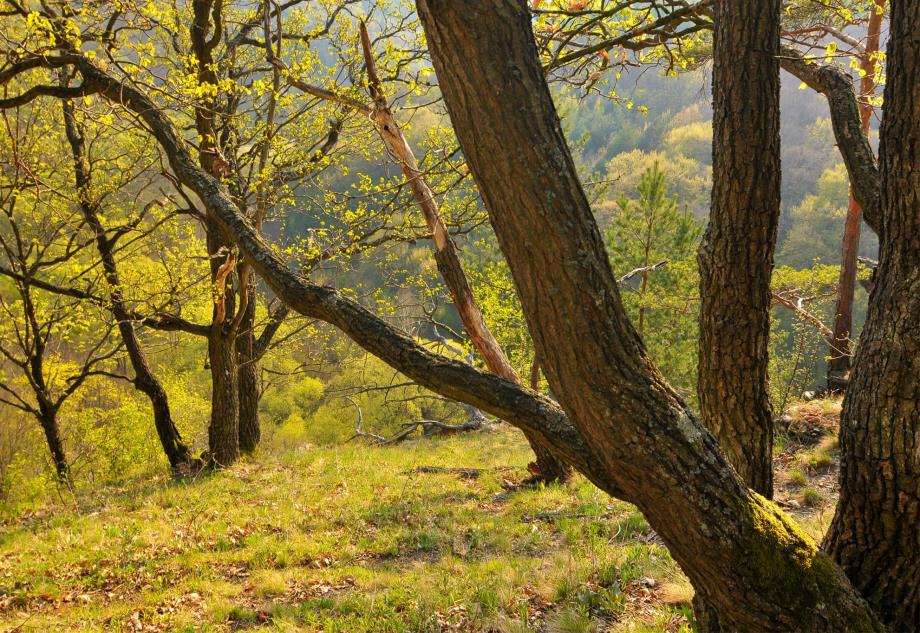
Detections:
[737, 494, 883, 632]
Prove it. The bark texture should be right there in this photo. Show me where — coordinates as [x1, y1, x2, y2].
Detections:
[38, 403, 68, 482]
[60, 98, 195, 471]
[698, 0, 780, 498]
[206, 221, 241, 467]
[414, 1, 878, 629]
[54, 40, 880, 629]
[237, 293, 260, 454]
[823, 2, 920, 628]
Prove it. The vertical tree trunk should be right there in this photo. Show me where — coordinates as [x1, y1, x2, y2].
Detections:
[237, 289, 260, 454]
[823, 2, 920, 628]
[60, 98, 195, 471]
[697, 0, 781, 498]
[37, 401, 68, 482]
[191, 0, 241, 466]
[206, 222, 241, 467]
[415, 2, 880, 628]
[359, 23, 571, 483]
[826, 1, 885, 392]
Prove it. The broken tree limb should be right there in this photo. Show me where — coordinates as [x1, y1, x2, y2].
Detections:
[346, 395, 487, 445]
[771, 291, 834, 339]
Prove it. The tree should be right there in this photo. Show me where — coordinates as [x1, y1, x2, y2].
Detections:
[415, 0, 877, 628]
[605, 163, 703, 398]
[0, 171, 122, 482]
[698, 0, 781, 500]
[59, 96, 196, 472]
[606, 162, 701, 336]
[822, 1, 920, 627]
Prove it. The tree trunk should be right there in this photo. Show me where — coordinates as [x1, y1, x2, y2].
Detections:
[698, 0, 780, 499]
[38, 401, 68, 482]
[827, 195, 863, 392]
[190, 0, 241, 467]
[524, 357, 572, 482]
[60, 98, 195, 471]
[237, 289, 260, 454]
[359, 23, 571, 483]
[206, 221, 241, 467]
[415, 1, 880, 629]
[826, 1, 885, 392]
[823, 2, 920, 628]
[208, 321, 241, 466]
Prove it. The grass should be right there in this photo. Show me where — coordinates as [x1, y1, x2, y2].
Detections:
[0, 428, 692, 632]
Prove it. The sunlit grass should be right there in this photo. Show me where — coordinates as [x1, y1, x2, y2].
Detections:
[0, 428, 691, 632]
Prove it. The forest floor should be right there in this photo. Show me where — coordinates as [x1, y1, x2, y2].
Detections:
[0, 399, 842, 633]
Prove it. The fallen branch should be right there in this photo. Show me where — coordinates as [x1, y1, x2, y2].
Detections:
[403, 465, 513, 479]
[346, 396, 487, 445]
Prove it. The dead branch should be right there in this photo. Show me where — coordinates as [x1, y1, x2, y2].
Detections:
[403, 465, 513, 479]
[618, 260, 668, 284]
[346, 396, 488, 445]
[771, 291, 833, 338]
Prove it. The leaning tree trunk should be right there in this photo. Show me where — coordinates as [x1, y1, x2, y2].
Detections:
[698, 0, 780, 499]
[414, 1, 880, 629]
[60, 98, 195, 471]
[237, 287, 260, 454]
[823, 2, 920, 628]
[67, 28, 881, 628]
[358, 23, 571, 483]
[825, 0, 885, 392]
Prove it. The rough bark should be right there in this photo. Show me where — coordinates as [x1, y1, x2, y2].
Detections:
[206, 220, 241, 467]
[358, 23, 570, 482]
[38, 402, 68, 482]
[52, 46, 880, 628]
[415, 1, 879, 629]
[826, 2, 884, 391]
[823, 2, 920, 628]
[236, 291, 260, 454]
[60, 98, 195, 471]
[698, 0, 780, 498]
